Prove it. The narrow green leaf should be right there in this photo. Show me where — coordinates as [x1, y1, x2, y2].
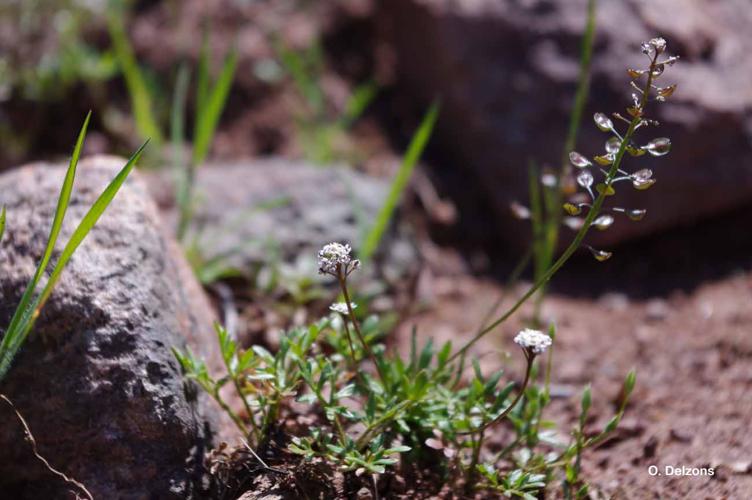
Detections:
[361, 102, 439, 260]
[340, 81, 378, 127]
[192, 47, 238, 166]
[561, 0, 597, 163]
[106, 3, 163, 145]
[278, 41, 324, 113]
[172, 62, 193, 241]
[0, 112, 91, 380]
[624, 369, 636, 397]
[195, 28, 210, 121]
[171, 63, 191, 174]
[0, 205, 6, 242]
[30, 141, 148, 324]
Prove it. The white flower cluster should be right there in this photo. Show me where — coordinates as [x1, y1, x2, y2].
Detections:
[318, 242, 360, 276]
[514, 328, 552, 355]
[642, 37, 667, 55]
[330, 302, 357, 315]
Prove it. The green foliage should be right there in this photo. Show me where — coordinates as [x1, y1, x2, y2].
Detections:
[175, 279, 635, 496]
[106, 0, 164, 147]
[277, 39, 378, 165]
[0, 1, 116, 101]
[0, 206, 5, 242]
[175, 32, 238, 241]
[0, 113, 147, 382]
[103, 6, 237, 240]
[191, 38, 238, 167]
[360, 102, 439, 261]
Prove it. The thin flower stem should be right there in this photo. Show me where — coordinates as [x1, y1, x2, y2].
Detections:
[340, 316, 359, 367]
[534, 0, 596, 324]
[457, 353, 535, 435]
[451, 49, 660, 365]
[337, 272, 386, 382]
[465, 427, 485, 494]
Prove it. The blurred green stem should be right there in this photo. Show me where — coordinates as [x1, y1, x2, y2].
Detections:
[532, 0, 596, 325]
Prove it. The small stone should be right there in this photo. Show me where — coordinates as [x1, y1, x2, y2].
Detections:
[643, 435, 659, 458]
[645, 299, 670, 321]
[669, 428, 693, 443]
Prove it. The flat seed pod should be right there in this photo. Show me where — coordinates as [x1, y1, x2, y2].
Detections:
[569, 151, 592, 168]
[594, 112, 613, 132]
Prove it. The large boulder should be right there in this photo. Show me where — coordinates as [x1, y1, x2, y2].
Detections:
[377, 0, 752, 246]
[0, 156, 223, 499]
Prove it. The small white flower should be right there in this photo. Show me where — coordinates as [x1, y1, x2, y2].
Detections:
[514, 328, 552, 355]
[649, 37, 667, 52]
[318, 242, 356, 275]
[329, 302, 357, 315]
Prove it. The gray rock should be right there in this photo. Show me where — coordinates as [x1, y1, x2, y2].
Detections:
[0, 156, 222, 499]
[148, 159, 417, 286]
[377, 0, 752, 246]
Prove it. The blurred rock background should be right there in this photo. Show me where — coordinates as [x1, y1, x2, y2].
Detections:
[1, 0, 750, 256]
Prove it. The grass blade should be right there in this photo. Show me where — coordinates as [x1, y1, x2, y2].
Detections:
[561, 0, 597, 166]
[34, 141, 148, 314]
[278, 41, 324, 115]
[340, 81, 378, 128]
[0, 205, 5, 242]
[172, 63, 191, 174]
[0, 112, 90, 353]
[192, 47, 238, 166]
[0, 139, 147, 381]
[171, 63, 193, 240]
[361, 102, 439, 260]
[106, 2, 163, 146]
[195, 28, 210, 125]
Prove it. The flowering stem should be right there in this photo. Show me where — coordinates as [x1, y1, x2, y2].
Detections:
[450, 50, 660, 364]
[340, 316, 359, 367]
[457, 353, 535, 435]
[533, 0, 596, 325]
[337, 272, 386, 382]
[465, 427, 485, 494]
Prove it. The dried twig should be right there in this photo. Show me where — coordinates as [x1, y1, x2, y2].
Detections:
[1, 394, 94, 500]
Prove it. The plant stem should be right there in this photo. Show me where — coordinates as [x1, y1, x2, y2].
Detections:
[465, 428, 485, 494]
[223, 360, 260, 444]
[532, 0, 597, 324]
[337, 272, 386, 381]
[340, 315, 359, 367]
[457, 353, 535, 435]
[451, 48, 659, 364]
[210, 386, 249, 436]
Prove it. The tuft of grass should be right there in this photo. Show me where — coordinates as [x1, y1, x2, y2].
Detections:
[0, 113, 147, 382]
[176, 31, 238, 241]
[360, 102, 440, 261]
[104, 9, 237, 242]
[191, 40, 238, 167]
[106, 1, 164, 147]
[277, 39, 379, 165]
